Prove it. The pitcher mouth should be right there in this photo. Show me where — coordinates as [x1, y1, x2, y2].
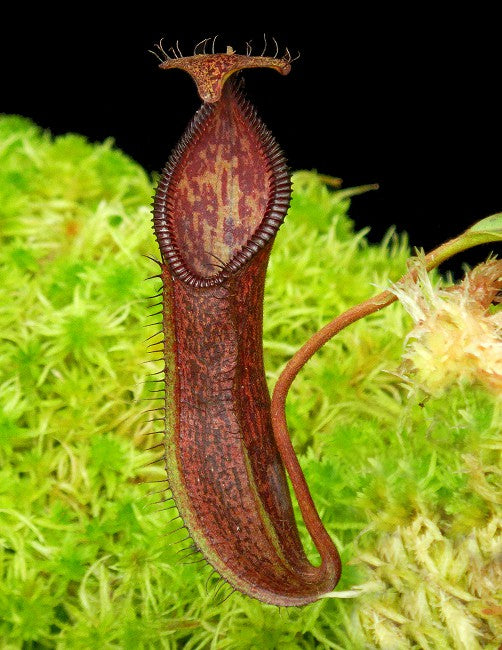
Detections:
[152, 82, 291, 288]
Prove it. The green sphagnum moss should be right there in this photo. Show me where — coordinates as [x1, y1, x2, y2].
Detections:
[0, 115, 500, 649]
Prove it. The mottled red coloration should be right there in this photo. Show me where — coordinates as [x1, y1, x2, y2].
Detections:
[152, 60, 341, 605]
[165, 87, 271, 277]
[159, 52, 290, 103]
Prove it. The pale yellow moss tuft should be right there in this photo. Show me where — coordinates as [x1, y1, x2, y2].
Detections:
[391, 259, 502, 396]
[351, 515, 502, 648]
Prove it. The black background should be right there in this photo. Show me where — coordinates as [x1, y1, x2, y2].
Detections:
[1, 6, 500, 275]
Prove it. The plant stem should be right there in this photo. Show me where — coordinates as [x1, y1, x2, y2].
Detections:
[270, 219, 502, 545]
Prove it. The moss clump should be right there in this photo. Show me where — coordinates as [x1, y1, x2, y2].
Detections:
[0, 115, 500, 648]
